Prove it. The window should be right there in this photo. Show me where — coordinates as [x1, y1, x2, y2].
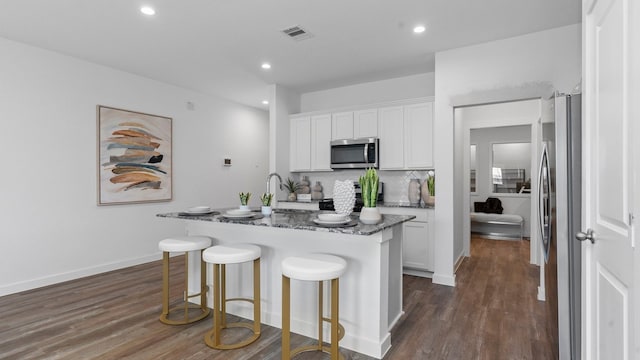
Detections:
[470, 144, 477, 192]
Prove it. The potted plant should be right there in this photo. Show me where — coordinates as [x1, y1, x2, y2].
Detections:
[358, 168, 382, 224]
[239, 192, 251, 210]
[260, 193, 273, 215]
[283, 178, 300, 201]
[424, 170, 435, 206]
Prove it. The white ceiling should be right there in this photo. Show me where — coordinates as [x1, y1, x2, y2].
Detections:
[0, 0, 581, 109]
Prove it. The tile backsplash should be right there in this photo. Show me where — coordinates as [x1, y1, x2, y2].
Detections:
[296, 170, 433, 203]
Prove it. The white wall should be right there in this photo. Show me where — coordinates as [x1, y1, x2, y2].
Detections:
[300, 73, 435, 112]
[0, 37, 269, 296]
[268, 84, 300, 202]
[432, 24, 581, 286]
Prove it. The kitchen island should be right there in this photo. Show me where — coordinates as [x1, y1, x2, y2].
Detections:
[157, 209, 414, 359]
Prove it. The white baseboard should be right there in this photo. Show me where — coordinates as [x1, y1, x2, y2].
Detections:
[402, 268, 433, 278]
[537, 286, 546, 301]
[0, 253, 162, 297]
[432, 272, 456, 287]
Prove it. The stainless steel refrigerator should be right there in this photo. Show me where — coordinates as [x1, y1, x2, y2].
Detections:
[539, 93, 581, 360]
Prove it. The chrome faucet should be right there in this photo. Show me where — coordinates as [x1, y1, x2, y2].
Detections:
[266, 172, 284, 194]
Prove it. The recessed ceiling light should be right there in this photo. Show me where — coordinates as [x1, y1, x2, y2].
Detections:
[413, 25, 426, 34]
[261, 63, 271, 70]
[140, 6, 156, 16]
[262, 100, 269, 105]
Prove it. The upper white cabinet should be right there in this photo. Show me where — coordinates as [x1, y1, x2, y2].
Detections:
[404, 102, 434, 169]
[289, 98, 433, 172]
[331, 109, 378, 140]
[353, 109, 378, 138]
[310, 114, 332, 171]
[289, 116, 311, 171]
[331, 112, 354, 140]
[378, 106, 405, 169]
[290, 114, 332, 172]
[379, 102, 434, 170]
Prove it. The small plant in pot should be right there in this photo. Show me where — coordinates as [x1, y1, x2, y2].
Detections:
[239, 192, 251, 210]
[283, 178, 300, 201]
[358, 168, 382, 224]
[260, 193, 273, 215]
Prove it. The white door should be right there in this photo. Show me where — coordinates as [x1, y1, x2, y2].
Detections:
[583, 0, 637, 358]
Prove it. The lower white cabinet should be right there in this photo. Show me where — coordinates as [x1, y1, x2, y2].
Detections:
[379, 206, 434, 274]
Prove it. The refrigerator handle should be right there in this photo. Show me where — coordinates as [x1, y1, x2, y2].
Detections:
[538, 146, 547, 247]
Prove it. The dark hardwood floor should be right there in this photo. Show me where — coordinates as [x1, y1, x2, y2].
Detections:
[0, 235, 557, 359]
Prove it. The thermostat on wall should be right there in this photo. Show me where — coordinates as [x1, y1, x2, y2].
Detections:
[223, 158, 232, 166]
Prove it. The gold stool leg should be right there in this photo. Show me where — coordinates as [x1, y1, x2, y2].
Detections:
[221, 264, 227, 328]
[183, 252, 189, 323]
[161, 252, 169, 319]
[282, 275, 291, 360]
[318, 281, 324, 350]
[200, 251, 208, 313]
[331, 278, 339, 360]
[254, 258, 261, 334]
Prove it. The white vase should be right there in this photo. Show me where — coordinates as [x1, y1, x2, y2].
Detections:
[421, 180, 430, 204]
[359, 207, 382, 224]
[239, 205, 250, 211]
[333, 180, 355, 215]
[408, 179, 421, 205]
[261, 206, 272, 215]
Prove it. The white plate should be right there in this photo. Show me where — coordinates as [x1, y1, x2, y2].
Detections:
[313, 218, 350, 225]
[222, 213, 257, 219]
[186, 206, 212, 214]
[226, 209, 252, 216]
[317, 213, 348, 222]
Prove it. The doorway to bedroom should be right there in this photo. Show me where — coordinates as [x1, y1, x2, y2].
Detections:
[456, 98, 542, 267]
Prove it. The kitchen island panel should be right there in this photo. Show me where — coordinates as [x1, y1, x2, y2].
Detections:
[182, 220, 403, 359]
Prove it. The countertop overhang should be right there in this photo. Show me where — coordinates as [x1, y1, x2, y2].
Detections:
[157, 209, 415, 236]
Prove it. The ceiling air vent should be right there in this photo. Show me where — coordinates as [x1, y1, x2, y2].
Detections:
[281, 25, 314, 41]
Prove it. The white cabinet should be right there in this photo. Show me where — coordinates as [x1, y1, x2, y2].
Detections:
[378, 106, 405, 169]
[290, 116, 311, 171]
[332, 109, 378, 139]
[402, 221, 432, 271]
[404, 102, 434, 169]
[379, 206, 434, 274]
[331, 112, 354, 140]
[378, 102, 433, 170]
[310, 114, 332, 170]
[290, 115, 332, 172]
[353, 109, 378, 138]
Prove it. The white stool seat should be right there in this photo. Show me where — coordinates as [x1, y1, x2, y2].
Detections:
[203, 244, 261, 264]
[158, 236, 211, 252]
[282, 254, 347, 281]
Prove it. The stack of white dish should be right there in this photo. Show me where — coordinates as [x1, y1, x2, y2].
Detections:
[185, 206, 213, 214]
[314, 212, 350, 225]
[223, 208, 254, 218]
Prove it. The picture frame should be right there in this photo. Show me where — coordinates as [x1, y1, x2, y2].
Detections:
[97, 105, 172, 205]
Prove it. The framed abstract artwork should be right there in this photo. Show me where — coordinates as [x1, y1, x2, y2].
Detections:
[97, 105, 172, 205]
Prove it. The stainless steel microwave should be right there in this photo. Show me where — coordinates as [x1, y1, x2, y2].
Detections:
[330, 138, 379, 169]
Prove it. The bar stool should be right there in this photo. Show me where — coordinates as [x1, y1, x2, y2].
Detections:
[202, 244, 261, 350]
[281, 254, 347, 360]
[158, 235, 211, 325]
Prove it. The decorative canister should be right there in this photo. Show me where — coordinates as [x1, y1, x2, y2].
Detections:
[298, 175, 311, 194]
[408, 178, 421, 205]
[333, 180, 355, 215]
[311, 181, 324, 200]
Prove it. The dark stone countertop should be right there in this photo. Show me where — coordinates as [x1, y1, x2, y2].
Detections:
[157, 208, 415, 236]
[378, 201, 435, 209]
